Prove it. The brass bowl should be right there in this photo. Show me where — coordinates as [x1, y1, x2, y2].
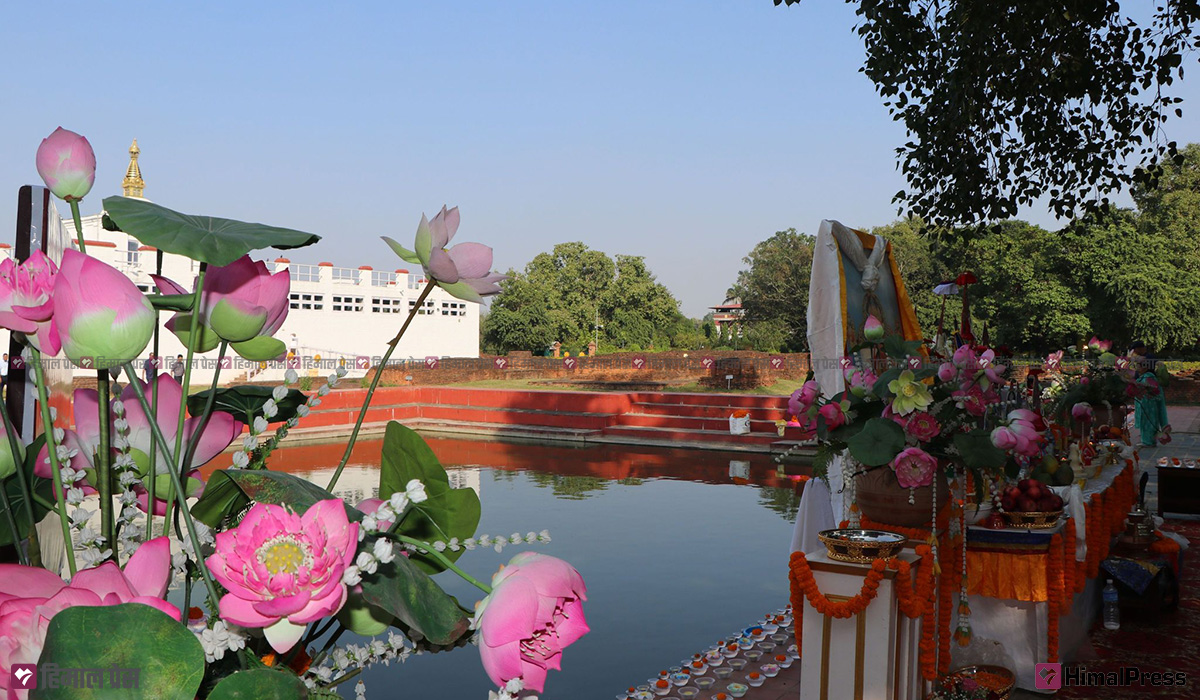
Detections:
[945, 664, 1015, 700]
[1002, 510, 1064, 529]
[817, 529, 907, 563]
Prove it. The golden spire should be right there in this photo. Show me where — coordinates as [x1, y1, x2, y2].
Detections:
[122, 138, 145, 198]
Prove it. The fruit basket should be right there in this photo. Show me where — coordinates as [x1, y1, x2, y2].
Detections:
[1001, 510, 1064, 529]
[817, 529, 907, 563]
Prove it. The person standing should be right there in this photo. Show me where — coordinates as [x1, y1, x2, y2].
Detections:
[0, 353, 8, 399]
[1132, 343, 1171, 447]
[143, 353, 157, 382]
[171, 354, 185, 383]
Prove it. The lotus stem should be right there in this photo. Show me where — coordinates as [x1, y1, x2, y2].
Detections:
[387, 533, 491, 594]
[165, 265, 207, 536]
[68, 200, 86, 254]
[148, 250, 164, 537]
[31, 348, 77, 576]
[325, 280, 436, 492]
[0, 484, 27, 566]
[181, 342, 228, 473]
[0, 399, 38, 566]
[122, 361, 221, 609]
[96, 370, 115, 565]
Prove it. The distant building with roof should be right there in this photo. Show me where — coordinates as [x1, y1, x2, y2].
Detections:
[710, 299, 744, 336]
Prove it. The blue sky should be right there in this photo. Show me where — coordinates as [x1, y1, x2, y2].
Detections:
[4, 1, 1200, 317]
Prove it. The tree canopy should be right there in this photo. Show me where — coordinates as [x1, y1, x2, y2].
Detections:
[481, 242, 697, 354]
[775, 0, 1198, 225]
[725, 229, 815, 352]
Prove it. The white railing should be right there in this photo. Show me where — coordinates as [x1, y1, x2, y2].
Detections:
[331, 267, 359, 285]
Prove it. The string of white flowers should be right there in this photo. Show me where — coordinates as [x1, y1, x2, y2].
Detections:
[109, 400, 146, 558]
[489, 678, 535, 700]
[194, 619, 248, 663]
[304, 630, 414, 691]
[343, 480, 427, 585]
[428, 530, 551, 554]
[41, 408, 112, 570]
[172, 519, 215, 574]
[243, 366, 347, 469]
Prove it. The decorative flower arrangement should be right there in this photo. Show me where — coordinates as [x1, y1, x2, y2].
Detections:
[0, 128, 582, 699]
[1041, 337, 1156, 422]
[793, 316, 1042, 502]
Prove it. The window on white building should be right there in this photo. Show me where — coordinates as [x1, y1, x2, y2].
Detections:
[332, 295, 363, 312]
[407, 274, 421, 290]
[371, 271, 397, 287]
[291, 264, 320, 283]
[332, 268, 358, 284]
[371, 297, 402, 314]
[408, 300, 434, 315]
[289, 292, 325, 310]
[126, 240, 139, 265]
[440, 301, 467, 317]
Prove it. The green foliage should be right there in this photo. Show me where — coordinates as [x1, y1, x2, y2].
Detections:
[378, 422, 481, 574]
[845, 417, 906, 467]
[727, 229, 814, 351]
[102, 197, 320, 267]
[0, 435, 50, 547]
[186, 386, 308, 424]
[482, 242, 691, 353]
[190, 470, 362, 529]
[774, 1, 1195, 225]
[357, 551, 472, 646]
[207, 669, 309, 700]
[32, 604, 206, 700]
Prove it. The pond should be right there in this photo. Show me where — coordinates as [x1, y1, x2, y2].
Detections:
[207, 435, 807, 699]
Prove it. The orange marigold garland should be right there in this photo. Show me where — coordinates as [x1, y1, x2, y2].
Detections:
[789, 551, 886, 618]
[1046, 533, 1065, 663]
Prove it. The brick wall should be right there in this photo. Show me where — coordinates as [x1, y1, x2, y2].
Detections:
[370, 351, 811, 389]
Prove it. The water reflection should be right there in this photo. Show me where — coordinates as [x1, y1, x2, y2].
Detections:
[201, 435, 809, 698]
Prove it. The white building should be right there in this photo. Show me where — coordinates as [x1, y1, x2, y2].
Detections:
[3, 141, 481, 385]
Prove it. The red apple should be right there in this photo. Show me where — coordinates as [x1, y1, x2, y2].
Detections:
[1018, 479, 1037, 491]
[984, 513, 1007, 529]
[1017, 497, 1037, 512]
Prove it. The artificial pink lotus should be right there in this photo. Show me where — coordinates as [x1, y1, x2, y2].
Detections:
[936, 362, 956, 382]
[890, 447, 937, 489]
[355, 498, 394, 530]
[153, 255, 290, 361]
[0, 537, 178, 700]
[1087, 336, 1113, 353]
[0, 250, 60, 355]
[788, 380, 820, 417]
[206, 499, 357, 653]
[1071, 402, 1094, 422]
[863, 314, 885, 342]
[36, 375, 241, 514]
[817, 402, 846, 430]
[905, 412, 940, 442]
[990, 425, 1019, 451]
[35, 127, 96, 202]
[476, 552, 588, 693]
[53, 249, 155, 369]
[1045, 350, 1063, 372]
[383, 207, 507, 303]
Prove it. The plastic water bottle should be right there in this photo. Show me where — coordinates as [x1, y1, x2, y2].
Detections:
[1102, 579, 1120, 630]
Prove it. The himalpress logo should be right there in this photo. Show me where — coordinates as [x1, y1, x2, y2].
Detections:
[1035, 663, 1187, 690]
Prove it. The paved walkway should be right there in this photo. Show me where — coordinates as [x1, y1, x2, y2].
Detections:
[1128, 406, 1200, 516]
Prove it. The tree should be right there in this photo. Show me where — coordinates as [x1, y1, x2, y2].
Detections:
[774, 1, 1198, 225]
[481, 242, 691, 353]
[727, 229, 815, 351]
[869, 218, 953, 336]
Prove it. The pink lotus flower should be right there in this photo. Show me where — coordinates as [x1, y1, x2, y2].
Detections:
[1007, 408, 1039, 424]
[1009, 420, 1044, 456]
[818, 402, 846, 430]
[383, 207, 507, 303]
[154, 255, 290, 362]
[1087, 336, 1112, 353]
[952, 344, 977, 369]
[937, 362, 957, 382]
[36, 375, 241, 514]
[0, 537, 178, 700]
[977, 349, 1003, 386]
[905, 412, 940, 441]
[355, 498, 394, 530]
[890, 447, 937, 489]
[863, 314, 884, 342]
[206, 499, 357, 653]
[788, 380, 820, 417]
[1045, 350, 1063, 372]
[53, 249, 155, 369]
[1071, 402, 1094, 422]
[0, 250, 60, 355]
[952, 385, 988, 417]
[991, 426, 1019, 451]
[476, 552, 588, 693]
[35, 127, 96, 202]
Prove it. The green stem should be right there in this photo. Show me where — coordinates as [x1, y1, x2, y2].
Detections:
[0, 485, 28, 566]
[148, 250, 164, 539]
[68, 200, 86, 254]
[121, 361, 221, 609]
[326, 280, 436, 492]
[0, 401, 39, 566]
[325, 668, 362, 689]
[31, 349, 77, 575]
[389, 534, 491, 594]
[95, 371, 114, 564]
[312, 627, 348, 669]
[165, 265, 207, 537]
[181, 342, 227, 472]
[32, 493, 62, 514]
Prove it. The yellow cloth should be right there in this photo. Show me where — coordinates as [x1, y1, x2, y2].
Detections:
[967, 551, 1049, 602]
